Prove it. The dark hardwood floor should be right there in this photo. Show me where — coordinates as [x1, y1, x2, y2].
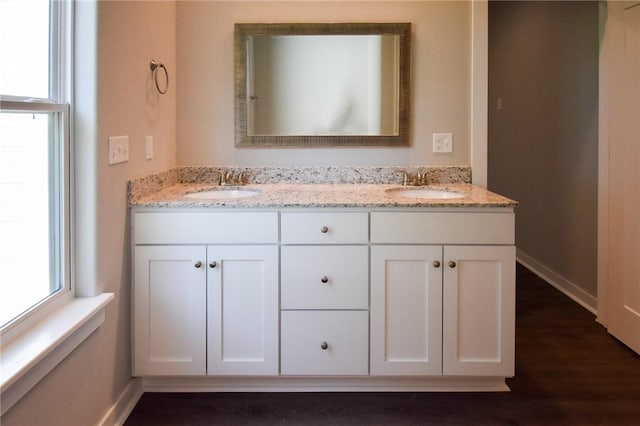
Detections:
[124, 264, 640, 425]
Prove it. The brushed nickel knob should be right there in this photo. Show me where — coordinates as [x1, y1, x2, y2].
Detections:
[321, 276, 329, 283]
[320, 226, 329, 234]
[194, 261, 202, 268]
[209, 261, 217, 268]
[433, 260, 441, 268]
[449, 261, 457, 268]
[321, 341, 329, 350]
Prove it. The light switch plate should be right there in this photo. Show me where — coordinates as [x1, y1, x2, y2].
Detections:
[433, 133, 453, 153]
[108, 136, 129, 165]
[145, 136, 154, 160]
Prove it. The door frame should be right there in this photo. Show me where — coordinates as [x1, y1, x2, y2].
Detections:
[597, 1, 640, 345]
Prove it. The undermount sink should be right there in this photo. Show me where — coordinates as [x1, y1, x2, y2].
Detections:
[184, 188, 260, 200]
[387, 187, 466, 200]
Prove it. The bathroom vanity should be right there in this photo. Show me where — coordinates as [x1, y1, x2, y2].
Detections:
[129, 169, 517, 392]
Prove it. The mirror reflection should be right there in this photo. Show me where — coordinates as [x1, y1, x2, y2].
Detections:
[234, 23, 411, 147]
[248, 34, 399, 136]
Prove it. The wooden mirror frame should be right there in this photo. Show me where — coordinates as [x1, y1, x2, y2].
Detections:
[234, 22, 411, 147]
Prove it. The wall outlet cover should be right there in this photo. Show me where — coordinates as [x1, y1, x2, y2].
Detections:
[145, 136, 154, 160]
[433, 133, 453, 153]
[108, 136, 129, 165]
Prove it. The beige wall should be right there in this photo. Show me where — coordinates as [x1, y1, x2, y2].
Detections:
[1, 1, 177, 425]
[176, 1, 472, 166]
[2, 2, 475, 423]
[488, 2, 599, 298]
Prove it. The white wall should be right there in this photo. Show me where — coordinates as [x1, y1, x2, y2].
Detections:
[176, 0, 472, 166]
[1, 1, 177, 425]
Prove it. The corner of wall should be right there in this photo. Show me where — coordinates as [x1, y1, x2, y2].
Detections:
[471, 0, 488, 188]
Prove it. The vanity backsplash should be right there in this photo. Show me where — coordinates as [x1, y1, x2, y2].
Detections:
[128, 166, 471, 203]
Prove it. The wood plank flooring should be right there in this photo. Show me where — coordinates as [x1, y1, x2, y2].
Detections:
[124, 264, 640, 425]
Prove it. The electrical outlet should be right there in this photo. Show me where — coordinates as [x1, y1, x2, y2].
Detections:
[108, 136, 129, 165]
[433, 133, 453, 153]
[145, 136, 154, 160]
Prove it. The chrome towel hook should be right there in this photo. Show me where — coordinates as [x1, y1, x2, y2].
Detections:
[150, 59, 169, 95]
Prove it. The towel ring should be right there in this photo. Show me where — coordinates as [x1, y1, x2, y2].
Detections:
[150, 60, 169, 95]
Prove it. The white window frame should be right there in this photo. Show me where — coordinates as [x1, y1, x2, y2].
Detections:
[0, 1, 113, 415]
[0, 0, 73, 340]
[0, 101, 72, 338]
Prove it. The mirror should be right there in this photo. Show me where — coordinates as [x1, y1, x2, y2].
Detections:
[235, 23, 411, 147]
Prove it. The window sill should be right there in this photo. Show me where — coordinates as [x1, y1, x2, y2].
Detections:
[0, 293, 114, 416]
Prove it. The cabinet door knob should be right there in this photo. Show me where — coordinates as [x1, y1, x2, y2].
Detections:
[449, 261, 457, 268]
[320, 225, 329, 233]
[433, 260, 441, 268]
[209, 261, 217, 269]
[321, 276, 329, 283]
[320, 341, 329, 350]
[194, 261, 202, 268]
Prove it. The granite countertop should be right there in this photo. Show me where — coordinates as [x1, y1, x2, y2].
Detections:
[131, 183, 517, 209]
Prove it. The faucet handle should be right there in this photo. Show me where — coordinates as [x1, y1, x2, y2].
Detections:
[419, 170, 429, 185]
[236, 171, 247, 185]
[220, 171, 233, 185]
[402, 171, 410, 186]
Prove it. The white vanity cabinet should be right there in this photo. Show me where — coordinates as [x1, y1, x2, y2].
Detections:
[207, 245, 279, 375]
[133, 245, 207, 375]
[132, 204, 516, 389]
[132, 211, 279, 377]
[280, 212, 369, 375]
[370, 245, 444, 376]
[370, 211, 516, 377]
[442, 245, 515, 376]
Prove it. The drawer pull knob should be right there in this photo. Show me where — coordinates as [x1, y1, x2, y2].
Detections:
[194, 261, 202, 268]
[320, 225, 329, 233]
[433, 260, 441, 268]
[321, 276, 329, 283]
[449, 261, 457, 268]
[209, 261, 217, 269]
[320, 341, 329, 350]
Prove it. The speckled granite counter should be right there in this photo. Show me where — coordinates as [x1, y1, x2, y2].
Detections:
[128, 166, 516, 208]
[131, 183, 516, 209]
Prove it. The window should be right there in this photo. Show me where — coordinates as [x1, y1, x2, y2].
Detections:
[0, 0, 71, 331]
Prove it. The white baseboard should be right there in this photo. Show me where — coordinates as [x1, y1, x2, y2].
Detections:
[517, 249, 597, 314]
[97, 378, 143, 426]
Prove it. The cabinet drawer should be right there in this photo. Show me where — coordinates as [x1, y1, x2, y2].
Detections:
[281, 212, 368, 244]
[134, 211, 278, 244]
[281, 311, 368, 376]
[281, 246, 368, 309]
[371, 212, 514, 244]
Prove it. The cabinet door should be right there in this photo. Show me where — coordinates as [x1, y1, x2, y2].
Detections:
[443, 245, 515, 376]
[370, 245, 443, 376]
[207, 245, 279, 375]
[133, 246, 207, 376]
